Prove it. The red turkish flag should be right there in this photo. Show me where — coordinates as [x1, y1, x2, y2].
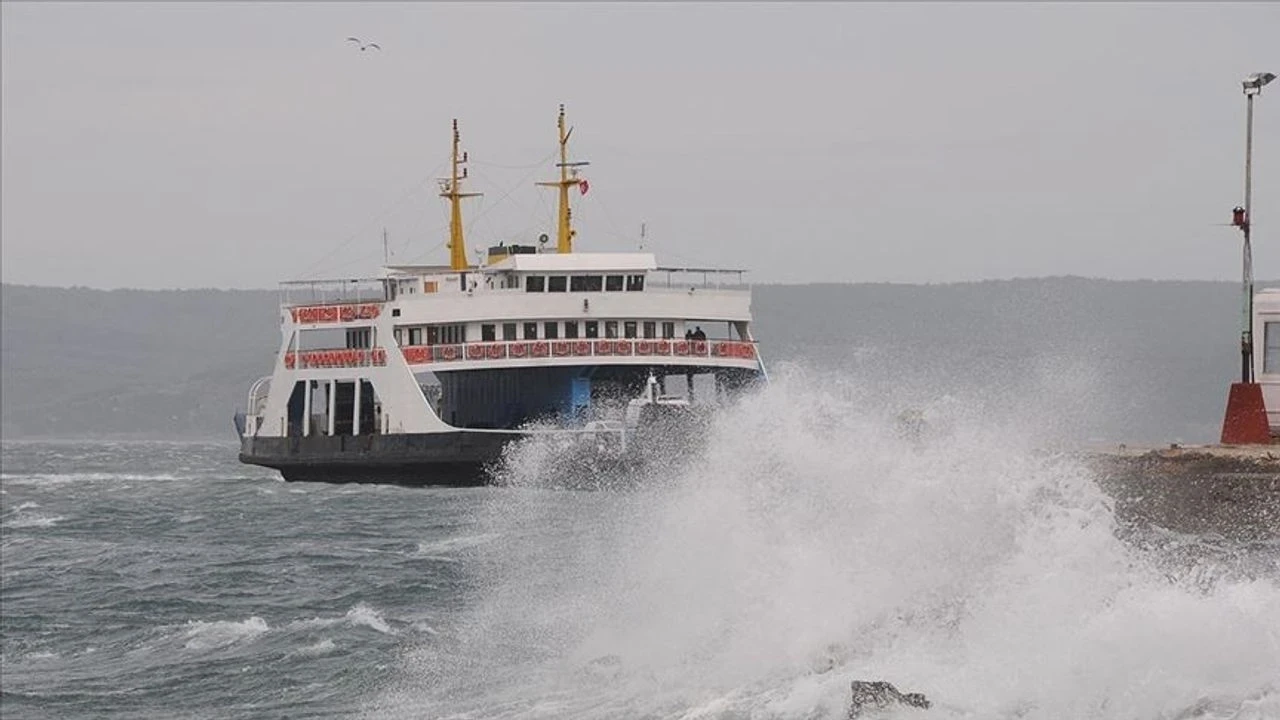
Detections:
[579, 179, 589, 196]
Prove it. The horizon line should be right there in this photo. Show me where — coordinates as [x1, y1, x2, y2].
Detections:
[2, 275, 1274, 293]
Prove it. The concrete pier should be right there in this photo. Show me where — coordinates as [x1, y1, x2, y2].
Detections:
[1080, 444, 1280, 541]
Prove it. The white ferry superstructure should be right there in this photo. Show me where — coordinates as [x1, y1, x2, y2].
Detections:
[237, 107, 767, 484]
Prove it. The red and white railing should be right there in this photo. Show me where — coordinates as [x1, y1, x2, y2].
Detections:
[283, 340, 758, 370]
[401, 338, 757, 365]
[284, 348, 388, 369]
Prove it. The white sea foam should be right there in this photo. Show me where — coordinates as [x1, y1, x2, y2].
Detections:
[7, 514, 66, 528]
[370, 364, 1280, 720]
[345, 603, 394, 634]
[0, 472, 189, 486]
[413, 533, 501, 559]
[294, 639, 337, 657]
[182, 616, 270, 651]
[292, 604, 394, 635]
[23, 651, 61, 662]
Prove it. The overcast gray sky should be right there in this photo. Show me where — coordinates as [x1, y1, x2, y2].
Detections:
[2, 2, 1277, 289]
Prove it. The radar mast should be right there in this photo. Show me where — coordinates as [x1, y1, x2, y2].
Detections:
[537, 104, 590, 253]
[442, 119, 481, 270]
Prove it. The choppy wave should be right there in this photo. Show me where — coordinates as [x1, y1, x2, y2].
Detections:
[172, 605, 395, 654]
[412, 532, 502, 559]
[370, 365, 1280, 720]
[292, 639, 338, 658]
[5, 513, 66, 528]
[292, 604, 396, 635]
[182, 616, 271, 651]
[0, 471, 192, 485]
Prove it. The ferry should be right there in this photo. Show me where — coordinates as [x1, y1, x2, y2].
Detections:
[236, 107, 768, 485]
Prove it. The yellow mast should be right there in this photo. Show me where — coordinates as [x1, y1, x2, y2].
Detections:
[537, 104, 589, 254]
[442, 119, 480, 271]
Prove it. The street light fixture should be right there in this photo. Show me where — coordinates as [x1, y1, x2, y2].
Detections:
[1235, 71, 1274, 383]
[1244, 72, 1276, 95]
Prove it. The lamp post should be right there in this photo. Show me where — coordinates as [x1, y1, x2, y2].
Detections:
[1237, 71, 1275, 383]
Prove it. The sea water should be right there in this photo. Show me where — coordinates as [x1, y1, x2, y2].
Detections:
[3, 367, 1277, 719]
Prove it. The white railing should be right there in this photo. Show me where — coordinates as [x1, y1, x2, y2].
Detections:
[242, 375, 273, 437]
[280, 278, 389, 306]
[652, 267, 749, 290]
[279, 269, 749, 310]
[246, 376, 272, 416]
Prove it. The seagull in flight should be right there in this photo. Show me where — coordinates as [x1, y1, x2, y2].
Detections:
[346, 37, 380, 51]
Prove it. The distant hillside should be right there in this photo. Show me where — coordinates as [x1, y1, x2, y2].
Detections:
[0, 279, 1254, 443]
[1, 285, 278, 439]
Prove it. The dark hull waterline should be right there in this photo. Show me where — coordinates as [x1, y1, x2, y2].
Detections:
[239, 432, 514, 486]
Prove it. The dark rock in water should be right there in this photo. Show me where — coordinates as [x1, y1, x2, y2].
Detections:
[580, 653, 624, 682]
[849, 681, 931, 717]
[587, 653, 622, 668]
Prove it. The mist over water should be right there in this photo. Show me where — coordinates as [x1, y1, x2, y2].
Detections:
[371, 364, 1280, 719]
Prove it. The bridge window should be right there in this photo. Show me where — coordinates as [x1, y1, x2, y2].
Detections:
[644, 321, 656, 339]
[585, 321, 599, 339]
[482, 324, 496, 342]
[544, 321, 559, 339]
[523, 322, 538, 340]
[409, 328, 423, 345]
[570, 275, 603, 292]
[1267, 322, 1280, 373]
[626, 274, 645, 291]
[624, 321, 637, 339]
[548, 275, 567, 292]
[436, 324, 466, 344]
[605, 321, 618, 339]
[503, 323, 517, 341]
[605, 275, 624, 291]
[564, 321, 579, 339]
[526, 275, 546, 292]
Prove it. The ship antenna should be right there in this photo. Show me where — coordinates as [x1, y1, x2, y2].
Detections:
[537, 104, 590, 254]
[442, 119, 481, 271]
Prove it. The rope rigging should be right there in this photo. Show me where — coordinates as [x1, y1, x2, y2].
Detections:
[298, 158, 448, 279]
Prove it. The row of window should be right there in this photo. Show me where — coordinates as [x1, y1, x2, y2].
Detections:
[397, 320, 680, 346]
[481, 320, 676, 341]
[345, 328, 373, 349]
[526, 274, 645, 293]
[405, 323, 467, 346]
